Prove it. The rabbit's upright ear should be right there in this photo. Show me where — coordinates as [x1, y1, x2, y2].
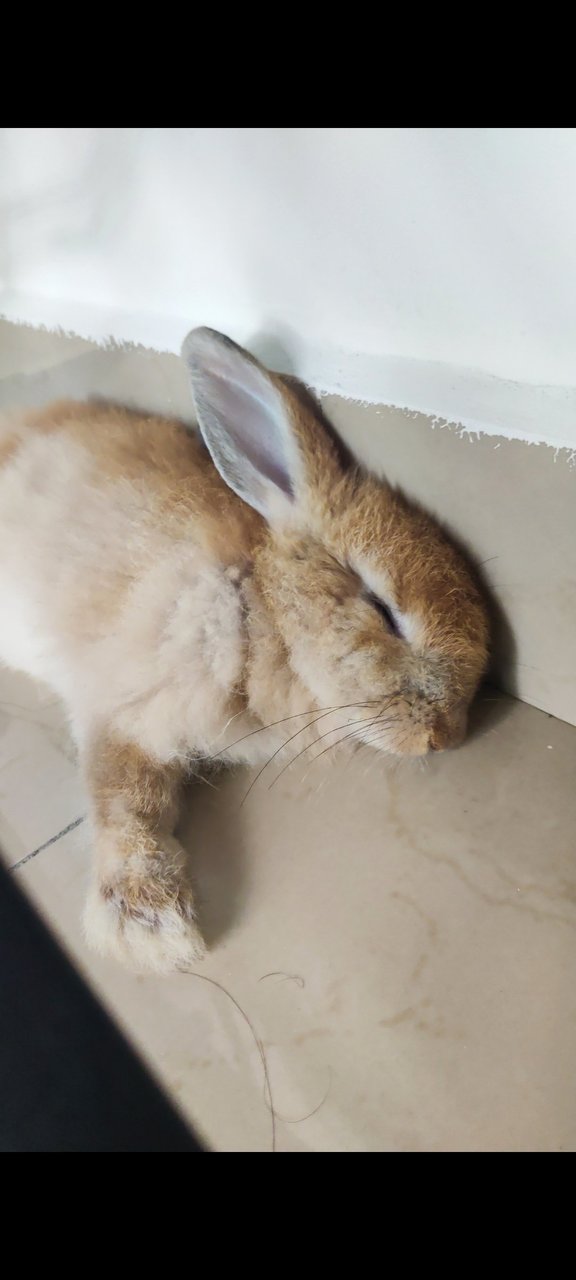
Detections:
[182, 328, 303, 520]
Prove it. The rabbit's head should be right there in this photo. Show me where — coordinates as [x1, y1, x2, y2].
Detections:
[183, 329, 489, 757]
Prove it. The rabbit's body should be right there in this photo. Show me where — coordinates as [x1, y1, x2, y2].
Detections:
[0, 400, 292, 765]
[0, 331, 490, 972]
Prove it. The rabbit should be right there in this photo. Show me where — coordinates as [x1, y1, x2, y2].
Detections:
[0, 328, 490, 973]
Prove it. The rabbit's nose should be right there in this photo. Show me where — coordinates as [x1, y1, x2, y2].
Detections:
[428, 716, 452, 752]
[429, 711, 466, 752]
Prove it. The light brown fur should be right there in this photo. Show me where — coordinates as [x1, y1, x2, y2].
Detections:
[23, 397, 264, 561]
[84, 734, 201, 970]
[0, 433, 19, 468]
[0, 329, 490, 971]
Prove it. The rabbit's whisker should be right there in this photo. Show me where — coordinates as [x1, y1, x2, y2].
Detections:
[268, 717, 384, 791]
[207, 700, 378, 761]
[267, 706, 397, 793]
[239, 705, 378, 806]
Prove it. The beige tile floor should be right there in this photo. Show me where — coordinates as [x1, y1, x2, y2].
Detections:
[1, 662, 575, 1152]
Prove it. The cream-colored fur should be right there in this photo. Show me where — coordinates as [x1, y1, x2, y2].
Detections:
[0, 330, 490, 972]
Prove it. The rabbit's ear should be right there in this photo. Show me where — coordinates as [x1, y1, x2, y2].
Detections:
[182, 328, 302, 519]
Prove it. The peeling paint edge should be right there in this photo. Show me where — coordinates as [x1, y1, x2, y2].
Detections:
[2, 295, 576, 461]
[316, 392, 576, 464]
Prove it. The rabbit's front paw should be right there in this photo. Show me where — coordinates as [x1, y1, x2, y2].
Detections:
[83, 860, 206, 974]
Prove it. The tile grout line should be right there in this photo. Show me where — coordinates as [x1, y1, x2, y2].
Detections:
[10, 816, 86, 871]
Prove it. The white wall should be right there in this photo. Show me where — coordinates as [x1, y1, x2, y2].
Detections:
[2, 128, 576, 450]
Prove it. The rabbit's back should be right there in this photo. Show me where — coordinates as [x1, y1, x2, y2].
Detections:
[0, 400, 262, 750]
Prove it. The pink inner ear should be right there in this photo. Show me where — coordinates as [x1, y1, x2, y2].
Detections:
[209, 372, 294, 498]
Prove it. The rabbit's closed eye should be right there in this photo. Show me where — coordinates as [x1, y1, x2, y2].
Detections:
[365, 592, 404, 639]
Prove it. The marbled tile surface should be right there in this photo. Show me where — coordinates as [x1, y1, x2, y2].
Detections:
[2, 663, 575, 1152]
